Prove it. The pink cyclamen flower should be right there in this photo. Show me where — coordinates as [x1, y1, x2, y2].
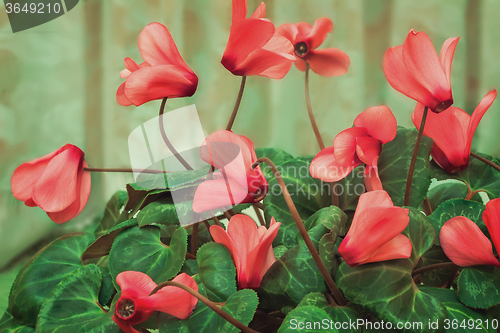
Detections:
[112, 271, 198, 333]
[221, 0, 296, 78]
[276, 17, 350, 76]
[440, 198, 500, 268]
[309, 105, 397, 191]
[117, 22, 198, 106]
[384, 30, 459, 113]
[412, 90, 497, 174]
[338, 190, 411, 267]
[193, 130, 268, 213]
[210, 214, 281, 289]
[11, 144, 91, 224]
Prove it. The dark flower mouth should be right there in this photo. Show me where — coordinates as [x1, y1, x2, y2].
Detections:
[117, 298, 135, 319]
[294, 42, 309, 57]
[433, 99, 453, 113]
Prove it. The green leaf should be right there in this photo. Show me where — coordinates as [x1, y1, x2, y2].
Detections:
[259, 241, 326, 310]
[296, 293, 363, 332]
[0, 311, 35, 333]
[109, 226, 187, 284]
[94, 190, 129, 238]
[278, 306, 338, 333]
[418, 245, 454, 287]
[158, 286, 258, 333]
[36, 264, 119, 333]
[97, 266, 116, 307]
[432, 153, 500, 200]
[137, 196, 180, 227]
[457, 266, 500, 309]
[82, 219, 138, 262]
[427, 199, 486, 245]
[425, 181, 469, 211]
[263, 157, 332, 248]
[336, 208, 446, 332]
[256, 147, 294, 179]
[378, 127, 433, 207]
[197, 243, 236, 302]
[421, 287, 496, 332]
[8, 232, 95, 326]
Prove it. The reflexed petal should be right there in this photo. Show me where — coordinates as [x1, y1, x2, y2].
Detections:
[294, 22, 313, 42]
[124, 57, 140, 72]
[333, 127, 367, 165]
[138, 22, 190, 70]
[440, 216, 500, 268]
[402, 30, 452, 111]
[363, 158, 382, 192]
[124, 65, 197, 105]
[275, 23, 299, 43]
[222, 18, 275, 73]
[354, 190, 395, 218]
[353, 105, 397, 144]
[116, 82, 133, 106]
[310, 146, 358, 182]
[439, 37, 459, 84]
[233, 48, 295, 78]
[112, 315, 141, 333]
[116, 271, 157, 299]
[465, 90, 497, 157]
[308, 17, 333, 50]
[262, 35, 294, 55]
[413, 103, 468, 173]
[483, 198, 500, 256]
[32, 146, 83, 212]
[356, 136, 382, 166]
[250, 2, 266, 19]
[147, 273, 198, 320]
[383, 45, 439, 110]
[294, 58, 306, 72]
[307, 48, 350, 77]
[227, 215, 260, 272]
[259, 61, 294, 79]
[210, 225, 240, 271]
[232, 0, 247, 25]
[192, 178, 249, 213]
[11, 145, 66, 204]
[120, 69, 131, 79]
[360, 234, 412, 265]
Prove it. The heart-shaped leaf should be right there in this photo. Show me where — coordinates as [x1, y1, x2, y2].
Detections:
[418, 245, 454, 287]
[197, 243, 236, 302]
[378, 127, 433, 208]
[256, 147, 294, 179]
[109, 226, 187, 284]
[8, 232, 95, 326]
[457, 266, 500, 309]
[0, 311, 35, 333]
[94, 190, 129, 238]
[278, 306, 337, 333]
[424, 181, 470, 211]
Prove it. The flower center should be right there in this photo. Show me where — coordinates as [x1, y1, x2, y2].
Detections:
[294, 42, 309, 57]
[117, 298, 135, 319]
[433, 99, 453, 113]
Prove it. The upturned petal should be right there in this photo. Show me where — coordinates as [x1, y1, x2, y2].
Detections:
[440, 216, 500, 268]
[307, 17, 333, 50]
[309, 146, 358, 182]
[465, 90, 497, 157]
[333, 127, 368, 165]
[306, 48, 350, 77]
[353, 105, 397, 144]
[439, 37, 459, 85]
[483, 198, 500, 256]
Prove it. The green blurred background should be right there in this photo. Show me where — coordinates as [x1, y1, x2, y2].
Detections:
[0, 0, 499, 287]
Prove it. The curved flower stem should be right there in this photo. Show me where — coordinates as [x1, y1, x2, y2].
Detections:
[254, 202, 264, 210]
[465, 189, 485, 201]
[253, 204, 266, 227]
[471, 152, 500, 173]
[304, 62, 325, 150]
[411, 262, 457, 277]
[191, 223, 199, 255]
[159, 97, 193, 170]
[404, 106, 428, 207]
[252, 157, 346, 306]
[423, 197, 433, 215]
[226, 76, 247, 131]
[150, 281, 260, 333]
[223, 211, 233, 220]
[84, 167, 169, 174]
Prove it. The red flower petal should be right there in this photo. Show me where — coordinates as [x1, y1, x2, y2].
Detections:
[11, 145, 66, 204]
[276, 23, 299, 44]
[250, 2, 266, 19]
[221, 18, 275, 75]
[116, 82, 133, 106]
[333, 127, 367, 165]
[360, 234, 412, 265]
[234, 46, 294, 79]
[192, 178, 250, 213]
[440, 216, 500, 268]
[439, 37, 459, 85]
[355, 136, 382, 166]
[227, 215, 260, 279]
[483, 198, 500, 256]
[364, 160, 383, 192]
[112, 315, 141, 333]
[138, 22, 191, 71]
[384, 45, 439, 111]
[116, 271, 157, 299]
[353, 189, 394, 219]
[306, 48, 350, 77]
[232, 0, 247, 25]
[307, 17, 333, 50]
[147, 273, 199, 320]
[210, 224, 240, 271]
[402, 30, 452, 112]
[124, 57, 140, 72]
[412, 103, 468, 173]
[294, 22, 313, 42]
[465, 90, 497, 157]
[294, 58, 306, 72]
[353, 105, 397, 144]
[123, 65, 197, 106]
[309, 146, 358, 182]
[32, 146, 83, 213]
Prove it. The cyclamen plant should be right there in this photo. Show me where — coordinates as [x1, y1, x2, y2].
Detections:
[4, 0, 500, 332]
